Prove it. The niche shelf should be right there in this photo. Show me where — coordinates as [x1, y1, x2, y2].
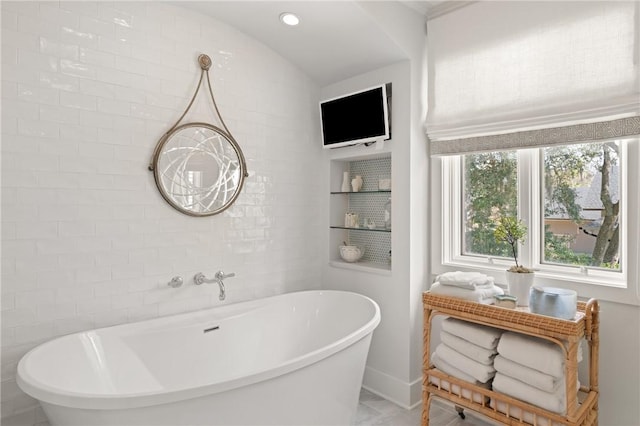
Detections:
[329, 154, 392, 273]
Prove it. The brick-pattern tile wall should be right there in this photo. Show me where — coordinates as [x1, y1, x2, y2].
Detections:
[1, 2, 323, 424]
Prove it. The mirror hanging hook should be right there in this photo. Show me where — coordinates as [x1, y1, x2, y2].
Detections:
[198, 54, 212, 71]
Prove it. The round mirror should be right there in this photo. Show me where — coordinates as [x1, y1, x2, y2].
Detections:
[151, 122, 247, 216]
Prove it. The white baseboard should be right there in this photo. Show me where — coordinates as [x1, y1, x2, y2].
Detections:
[362, 366, 422, 410]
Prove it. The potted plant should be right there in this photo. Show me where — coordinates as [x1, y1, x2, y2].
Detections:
[494, 215, 534, 306]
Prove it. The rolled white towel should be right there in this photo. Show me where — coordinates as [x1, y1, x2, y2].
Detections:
[429, 281, 503, 305]
[431, 350, 480, 384]
[494, 355, 559, 393]
[435, 343, 496, 384]
[440, 331, 497, 365]
[493, 372, 566, 414]
[442, 317, 503, 350]
[498, 332, 582, 378]
[436, 271, 495, 289]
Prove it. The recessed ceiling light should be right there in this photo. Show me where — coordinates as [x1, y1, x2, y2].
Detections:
[279, 12, 300, 26]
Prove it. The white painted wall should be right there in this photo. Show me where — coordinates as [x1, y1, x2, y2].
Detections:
[357, 1, 430, 403]
[1, 2, 322, 424]
[590, 300, 640, 425]
[320, 2, 428, 409]
[321, 61, 415, 408]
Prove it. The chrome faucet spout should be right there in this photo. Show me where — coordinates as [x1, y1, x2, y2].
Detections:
[194, 271, 235, 301]
[218, 280, 226, 301]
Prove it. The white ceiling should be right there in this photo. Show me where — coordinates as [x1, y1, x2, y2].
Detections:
[177, 1, 449, 86]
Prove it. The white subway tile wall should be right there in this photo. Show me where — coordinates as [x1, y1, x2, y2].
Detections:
[1, 2, 323, 424]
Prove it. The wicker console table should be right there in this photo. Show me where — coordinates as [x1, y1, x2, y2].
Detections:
[422, 292, 599, 426]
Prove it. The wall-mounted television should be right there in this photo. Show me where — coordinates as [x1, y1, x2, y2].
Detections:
[320, 84, 390, 149]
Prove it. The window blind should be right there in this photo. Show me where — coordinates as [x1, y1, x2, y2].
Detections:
[427, 1, 640, 155]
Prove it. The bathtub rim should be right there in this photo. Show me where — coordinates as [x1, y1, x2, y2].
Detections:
[17, 290, 380, 410]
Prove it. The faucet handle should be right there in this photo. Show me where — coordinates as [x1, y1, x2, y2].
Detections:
[168, 276, 183, 288]
[215, 271, 235, 280]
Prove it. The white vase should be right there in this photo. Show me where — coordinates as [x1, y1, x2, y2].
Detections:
[505, 270, 535, 307]
[341, 172, 351, 192]
[351, 175, 363, 192]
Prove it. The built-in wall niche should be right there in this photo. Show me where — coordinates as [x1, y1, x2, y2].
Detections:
[329, 154, 391, 273]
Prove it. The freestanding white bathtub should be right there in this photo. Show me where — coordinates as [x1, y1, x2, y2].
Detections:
[17, 290, 380, 426]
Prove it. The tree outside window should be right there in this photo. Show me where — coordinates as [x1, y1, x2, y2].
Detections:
[543, 142, 620, 270]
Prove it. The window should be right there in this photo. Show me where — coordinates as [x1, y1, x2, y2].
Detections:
[428, 1, 638, 295]
[542, 142, 621, 271]
[442, 138, 636, 287]
[463, 152, 517, 258]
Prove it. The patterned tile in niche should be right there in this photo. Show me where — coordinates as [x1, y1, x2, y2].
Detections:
[348, 157, 391, 192]
[343, 156, 391, 265]
[348, 230, 390, 265]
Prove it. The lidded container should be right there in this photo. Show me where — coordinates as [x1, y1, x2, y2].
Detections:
[529, 286, 577, 320]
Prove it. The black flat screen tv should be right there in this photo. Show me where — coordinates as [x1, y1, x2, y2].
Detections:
[320, 84, 390, 149]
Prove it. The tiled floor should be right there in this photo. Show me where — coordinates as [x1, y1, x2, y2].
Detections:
[356, 388, 496, 426]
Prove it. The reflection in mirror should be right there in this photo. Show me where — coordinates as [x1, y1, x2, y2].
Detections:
[152, 123, 246, 216]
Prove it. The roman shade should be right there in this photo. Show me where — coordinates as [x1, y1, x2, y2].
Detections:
[427, 1, 640, 155]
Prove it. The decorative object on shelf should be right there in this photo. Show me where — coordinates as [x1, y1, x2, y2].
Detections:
[339, 245, 365, 262]
[378, 177, 391, 190]
[351, 175, 363, 192]
[493, 215, 533, 306]
[384, 197, 392, 230]
[148, 53, 248, 217]
[494, 294, 517, 309]
[345, 212, 359, 228]
[364, 218, 376, 229]
[529, 286, 577, 320]
[341, 171, 351, 192]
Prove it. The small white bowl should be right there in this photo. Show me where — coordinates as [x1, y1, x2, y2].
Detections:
[339, 245, 364, 263]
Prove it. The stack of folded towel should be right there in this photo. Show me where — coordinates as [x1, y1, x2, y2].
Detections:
[429, 271, 503, 304]
[430, 317, 503, 402]
[492, 332, 582, 415]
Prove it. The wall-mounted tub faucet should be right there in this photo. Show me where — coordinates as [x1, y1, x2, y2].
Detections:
[194, 271, 235, 300]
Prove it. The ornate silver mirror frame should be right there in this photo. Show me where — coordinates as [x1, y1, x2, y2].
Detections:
[149, 54, 248, 217]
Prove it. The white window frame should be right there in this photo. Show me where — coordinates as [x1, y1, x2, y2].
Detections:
[439, 139, 639, 304]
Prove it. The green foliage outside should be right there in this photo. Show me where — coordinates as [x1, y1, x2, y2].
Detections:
[463, 143, 620, 270]
[543, 225, 591, 266]
[464, 152, 518, 258]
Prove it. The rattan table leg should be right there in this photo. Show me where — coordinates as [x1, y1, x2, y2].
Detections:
[422, 391, 432, 426]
